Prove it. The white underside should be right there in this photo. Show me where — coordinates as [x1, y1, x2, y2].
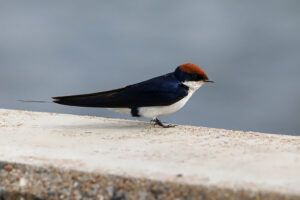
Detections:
[109, 81, 205, 119]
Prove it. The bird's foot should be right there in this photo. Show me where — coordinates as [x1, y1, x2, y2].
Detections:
[151, 118, 176, 128]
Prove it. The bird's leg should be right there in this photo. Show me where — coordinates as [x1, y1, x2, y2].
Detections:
[151, 118, 176, 128]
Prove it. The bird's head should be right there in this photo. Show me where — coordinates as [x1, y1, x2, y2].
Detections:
[174, 63, 214, 90]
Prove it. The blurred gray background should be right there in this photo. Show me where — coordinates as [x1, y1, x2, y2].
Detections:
[1, 1, 299, 135]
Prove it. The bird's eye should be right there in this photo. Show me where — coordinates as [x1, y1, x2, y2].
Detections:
[192, 74, 198, 80]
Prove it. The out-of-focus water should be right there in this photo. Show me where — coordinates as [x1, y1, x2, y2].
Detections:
[1, 1, 299, 135]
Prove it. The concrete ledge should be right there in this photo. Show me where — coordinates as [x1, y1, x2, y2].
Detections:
[0, 109, 300, 199]
[1, 161, 298, 200]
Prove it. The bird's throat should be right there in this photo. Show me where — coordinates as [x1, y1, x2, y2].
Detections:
[182, 81, 204, 91]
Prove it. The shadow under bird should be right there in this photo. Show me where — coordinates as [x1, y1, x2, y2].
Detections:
[53, 63, 214, 128]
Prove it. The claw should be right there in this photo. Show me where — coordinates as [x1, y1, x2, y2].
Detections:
[151, 118, 176, 128]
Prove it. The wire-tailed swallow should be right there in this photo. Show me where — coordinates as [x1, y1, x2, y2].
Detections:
[52, 63, 213, 128]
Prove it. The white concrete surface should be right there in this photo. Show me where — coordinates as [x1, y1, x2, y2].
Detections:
[0, 109, 299, 195]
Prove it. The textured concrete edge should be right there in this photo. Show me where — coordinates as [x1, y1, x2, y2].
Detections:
[0, 161, 299, 200]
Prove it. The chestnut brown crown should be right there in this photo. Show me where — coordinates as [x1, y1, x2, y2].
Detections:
[175, 63, 213, 83]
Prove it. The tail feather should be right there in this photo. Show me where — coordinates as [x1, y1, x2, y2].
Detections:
[18, 100, 50, 103]
[52, 88, 125, 108]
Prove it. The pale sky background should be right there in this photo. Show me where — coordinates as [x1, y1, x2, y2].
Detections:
[1, 1, 300, 135]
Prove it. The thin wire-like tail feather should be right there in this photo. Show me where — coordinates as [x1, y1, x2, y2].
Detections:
[18, 100, 51, 103]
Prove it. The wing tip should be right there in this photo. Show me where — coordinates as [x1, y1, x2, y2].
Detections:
[52, 95, 69, 100]
[52, 96, 65, 104]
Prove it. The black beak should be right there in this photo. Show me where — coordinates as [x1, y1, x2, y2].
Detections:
[205, 80, 215, 83]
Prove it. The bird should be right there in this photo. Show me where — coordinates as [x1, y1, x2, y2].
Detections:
[52, 63, 213, 128]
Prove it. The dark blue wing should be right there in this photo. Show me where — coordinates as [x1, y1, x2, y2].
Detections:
[53, 73, 189, 108]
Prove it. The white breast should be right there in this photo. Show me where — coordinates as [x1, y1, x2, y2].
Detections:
[109, 81, 204, 119]
[137, 93, 192, 118]
[138, 81, 204, 119]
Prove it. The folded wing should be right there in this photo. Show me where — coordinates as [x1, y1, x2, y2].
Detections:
[52, 73, 188, 108]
